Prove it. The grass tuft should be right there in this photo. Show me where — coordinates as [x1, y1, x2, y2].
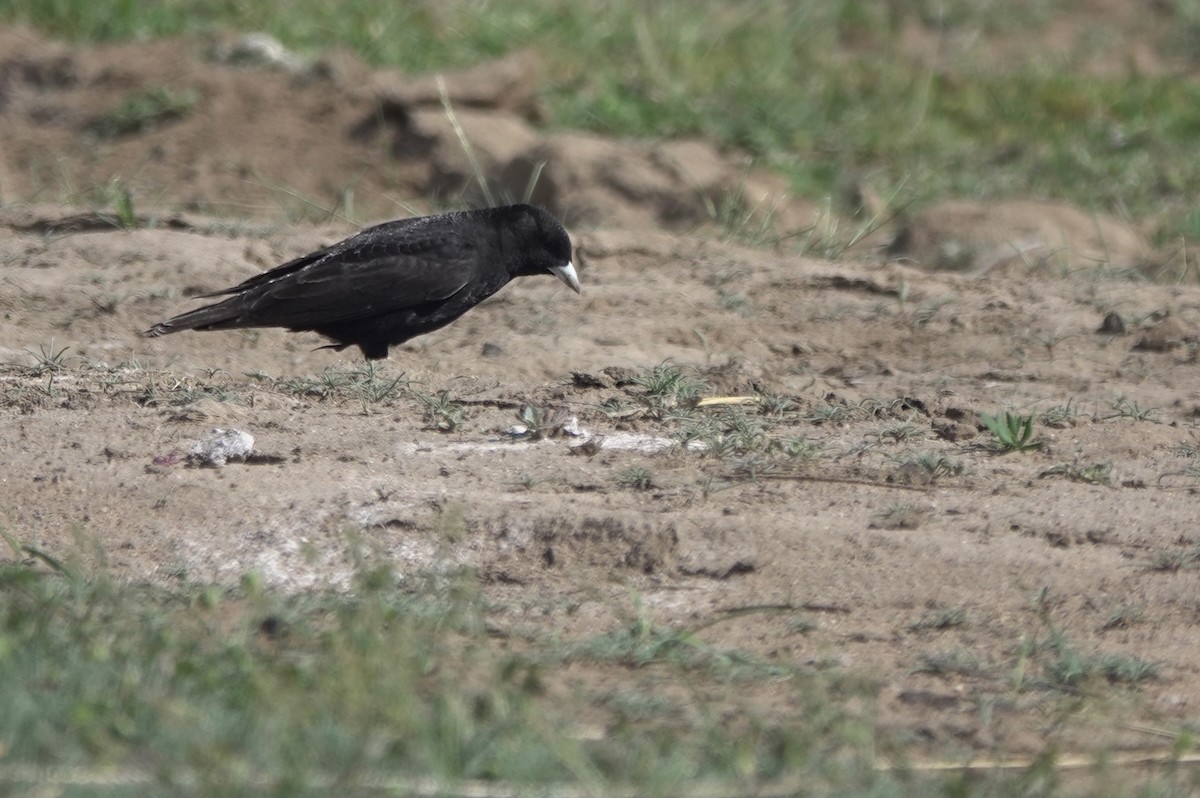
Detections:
[87, 86, 199, 138]
[981, 411, 1042, 452]
[632, 361, 707, 418]
[614, 466, 655, 490]
[909, 607, 968, 631]
[1038, 460, 1113, 485]
[415, 389, 466, 432]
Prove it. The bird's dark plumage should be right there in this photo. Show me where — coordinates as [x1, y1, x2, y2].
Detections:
[144, 204, 579, 360]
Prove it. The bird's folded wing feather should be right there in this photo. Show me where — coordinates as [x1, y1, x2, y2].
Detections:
[232, 238, 478, 328]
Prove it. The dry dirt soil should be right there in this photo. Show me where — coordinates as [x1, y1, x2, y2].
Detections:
[2, 22, 1200, 764]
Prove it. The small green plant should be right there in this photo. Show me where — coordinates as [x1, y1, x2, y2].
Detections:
[1046, 647, 1158, 688]
[26, 341, 71, 373]
[1159, 461, 1200, 486]
[778, 436, 823, 459]
[870, 418, 926, 444]
[595, 397, 642, 420]
[913, 648, 987, 677]
[716, 288, 752, 316]
[788, 615, 818, 634]
[706, 178, 789, 248]
[1100, 604, 1143, 631]
[615, 466, 655, 490]
[1038, 460, 1112, 485]
[88, 86, 198, 138]
[796, 191, 904, 261]
[754, 390, 797, 416]
[314, 367, 355, 396]
[806, 402, 856, 425]
[889, 451, 966, 479]
[908, 607, 967, 631]
[416, 390, 465, 432]
[134, 368, 256, 408]
[116, 182, 136, 227]
[599, 689, 679, 722]
[1174, 435, 1200, 459]
[1027, 324, 1074, 358]
[90, 177, 140, 228]
[1106, 396, 1158, 422]
[277, 367, 354, 398]
[14, 342, 72, 392]
[507, 473, 541, 491]
[1026, 591, 1159, 687]
[729, 454, 781, 480]
[910, 296, 954, 328]
[349, 362, 409, 408]
[1040, 400, 1085, 429]
[870, 502, 926, 530]
[675, 408, 785, 460]
[276, 364, 407, 409]
[632, 361, 707, 417]
[514, 404, 570, 439]
[981, 411, 1041, 452]
[1147, 546, 1200, 573]
[564, 610, 785, 678]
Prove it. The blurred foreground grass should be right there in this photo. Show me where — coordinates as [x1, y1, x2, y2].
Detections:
[2, 0, 1200, 241]
[0, 544, 889, 796]
[0, 547, 1184, 797]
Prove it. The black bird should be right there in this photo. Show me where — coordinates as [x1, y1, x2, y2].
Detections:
[144, 204, 580, 360]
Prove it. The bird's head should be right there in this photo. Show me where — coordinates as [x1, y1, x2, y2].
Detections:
[503, 205, 581, 293]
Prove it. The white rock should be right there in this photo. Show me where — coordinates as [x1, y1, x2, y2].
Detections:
[188, 428, 255, 467]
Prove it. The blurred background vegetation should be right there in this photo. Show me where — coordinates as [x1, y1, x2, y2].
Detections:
[3, 0, 1200, 242]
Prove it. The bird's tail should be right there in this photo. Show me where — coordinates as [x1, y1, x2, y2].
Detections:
[143, 296, 247, 337]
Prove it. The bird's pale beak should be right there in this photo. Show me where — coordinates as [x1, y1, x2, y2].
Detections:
[549, 261, 581, 294]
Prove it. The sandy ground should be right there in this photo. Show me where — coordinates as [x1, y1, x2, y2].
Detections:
[2, 16, 1200, 762]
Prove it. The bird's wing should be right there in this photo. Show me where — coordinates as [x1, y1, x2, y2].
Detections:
[203, 217, 441, 297]
[234, 232, 482, 329]
[201, 246, 331, 298]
